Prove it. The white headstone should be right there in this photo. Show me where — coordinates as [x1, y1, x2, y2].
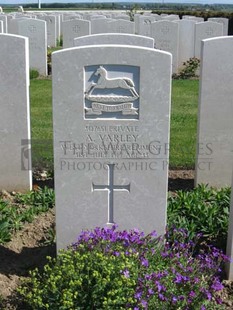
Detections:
[194, 21, 223, 59]
[113, 14, 130, 21]
[52, 45, 171, 250]
[40, 15, 56, 47]
[62, 19, 90, 48]
[138, 16, 155, 37]
[208, 17, 229, 36]
[162, 14, 180, 21]
[177, 19, 196, 69]
[90, 18, 115, 35]
[74, 33, 154, 48]
[0, 34, 32, 192]
[17, 19, 47, 75]
[105, 19, 135, 34]
[195, 36, 233, 187]
[151, 20, 179, 73]
[0, 15, 7, 33]
[0, 21, 3, 33]
[226, 170, 233, 280]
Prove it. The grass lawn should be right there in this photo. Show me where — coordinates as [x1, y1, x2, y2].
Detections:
[30, 78, 199, 170]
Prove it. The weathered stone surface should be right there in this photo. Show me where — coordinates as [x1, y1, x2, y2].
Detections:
[53, 45, 171, 249]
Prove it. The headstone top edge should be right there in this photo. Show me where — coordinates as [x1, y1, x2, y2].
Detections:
[52, 44, 172, 58]
[202, 35, 231, 44]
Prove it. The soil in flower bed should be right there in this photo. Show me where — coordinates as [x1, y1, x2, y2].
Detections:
[0, 170, 233, 309]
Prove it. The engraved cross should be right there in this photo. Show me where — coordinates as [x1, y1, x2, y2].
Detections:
[116, 26, 125, 33]
[161, 26, 169, 34]
[28, 25, 36, 33]
[92, 163, 130, 224]
[206, 27, 214, 36]
[72, 25, 80, 33]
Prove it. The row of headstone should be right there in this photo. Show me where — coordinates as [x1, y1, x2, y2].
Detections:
[61, 19, 224, 73]
[1, 31, 233, 279]
[0, 12, 228, 75]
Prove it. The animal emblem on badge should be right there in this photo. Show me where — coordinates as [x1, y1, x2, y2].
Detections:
[85, 66, 139, 116]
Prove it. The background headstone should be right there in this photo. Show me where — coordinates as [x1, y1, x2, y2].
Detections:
[74, 33, 154, 48]
[138, 15, 155, 37]
[53, 45, 171, 250]
[151, 20, 179, 73]
[194, 21, 223, 59]
[90, 18, 114, 34]
[0, 34, 32, 192]
[105, 19, 135, 34]
[40, 15, 56, 47]
[62, 19, 90, 48]
[177, 19, 195, 69]
[208, 17, 229, 36]
[17, 19, 47, 75]
[0, 20, 3, 33]
[195, 36, 233, 187]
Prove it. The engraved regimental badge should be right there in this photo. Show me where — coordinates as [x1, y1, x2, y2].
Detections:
[84, 65, 140, 120]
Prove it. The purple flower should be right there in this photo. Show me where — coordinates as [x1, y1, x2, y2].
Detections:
[141, 300, 148, 308]
[172, 296, 178, 304]
[211, 278, 224, 291]
[122, 269, 130, 278]
[141, 258, 149, 267]
[189, 291, 196, 298]
[150, 230, 157, 237]
[135, 291, 142, 299]
[158, 293, 166, 301]
[148, 288, 154, 295]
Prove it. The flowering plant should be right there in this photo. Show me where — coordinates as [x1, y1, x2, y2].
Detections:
[19, 225, 229, 309]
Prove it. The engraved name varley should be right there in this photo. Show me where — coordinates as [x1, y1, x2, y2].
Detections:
[85, 66, 139, 117]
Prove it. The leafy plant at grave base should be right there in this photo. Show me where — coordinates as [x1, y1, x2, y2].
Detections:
[167, 184, 231, 250]
[40, 225, 56, 246]
[173, 57, 200, 80]
[15, 186, 55, 213]
[30, 69, 39, 80]
[0, 187, 55, 244]
[18, 225, 228, 310]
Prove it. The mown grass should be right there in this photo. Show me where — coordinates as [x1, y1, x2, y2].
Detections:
[170, 79, 199, 168]
[30, 78, 199, 170]
[30, 79, 53, 169]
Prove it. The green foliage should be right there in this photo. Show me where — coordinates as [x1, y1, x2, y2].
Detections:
[18, 227, 227, 309]
[30, 69, 39, 80]
[56, 35, 63, 47]
[15, 186, 55, 212]
[0, 187, 55, 244]
[167, 185, 231, 249]
[127, 4, 141, 21]
[173, 58, 200, 80]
